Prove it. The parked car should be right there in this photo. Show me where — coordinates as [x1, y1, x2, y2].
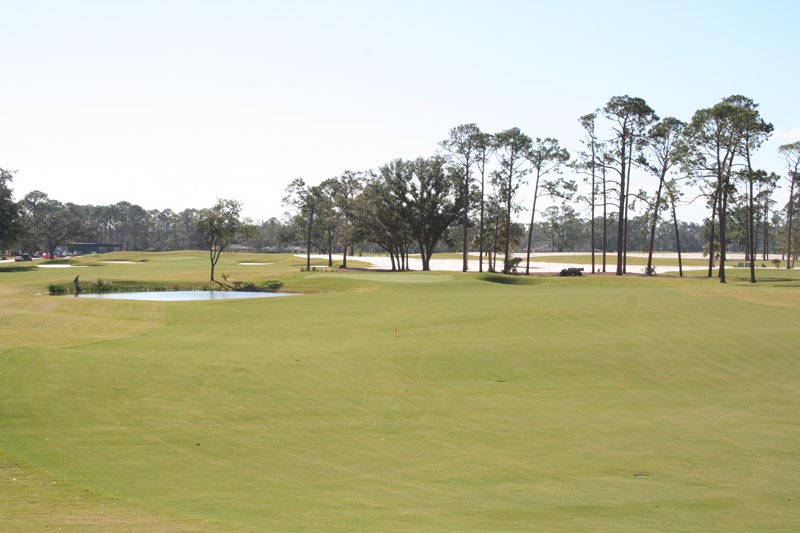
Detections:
[14, 254, 32, 262]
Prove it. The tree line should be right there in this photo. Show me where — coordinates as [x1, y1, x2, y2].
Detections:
[1, 94, 799, 282]
[283, 95, 800, 282]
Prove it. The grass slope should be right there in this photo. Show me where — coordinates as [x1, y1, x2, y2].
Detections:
[1, 252, 799, 530]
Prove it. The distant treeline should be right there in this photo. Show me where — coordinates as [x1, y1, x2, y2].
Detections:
[2, 93, 799, 280]
[0, 186, 775, 259]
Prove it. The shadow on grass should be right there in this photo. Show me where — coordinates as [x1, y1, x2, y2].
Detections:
[478, 273, 542, 285]
[727, 276, 800, 284]
[0, 265, 38, 273]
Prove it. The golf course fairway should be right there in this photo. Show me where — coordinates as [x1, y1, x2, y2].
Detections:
[1, 252, 799, 531]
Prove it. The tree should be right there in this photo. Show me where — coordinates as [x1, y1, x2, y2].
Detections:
[474, 132, 495, 272]
[602, 96, 658, 275]
[542, 205, 585, 252]
[86, 203, 120, 244]
[283, 178, 322, 271]
[733, 97, 773, 283]
[575, 113, 601, 272]
[640, 117, 686, 275]
[524, 137, 570, 274]
[149, 208, 179, 251]
[123, 202, 153, 251]
[778, 141, 800, 269]
[20, 193, 80, 260]
[492, 128, 532, 273]
[176, 208, 205, 250]
[316, 179, 340, 267]
[441, 123, 482, 272]
[41, 201, 79, 260]
[241, 216, 286, 253]
[196, 199, 244, 282]
[352, 167, 413, 271]
[753, 172, 779, 260]
[665, 179, 685, 276]
[405, 157, 461, 271]
[684, 96, 759, 283]
[330, 171, 364, 268]
[355, 157, 459, 272]
[483, 193, 504, 272]
[599, 150, 612, 271]
[0, 168, 21, 253]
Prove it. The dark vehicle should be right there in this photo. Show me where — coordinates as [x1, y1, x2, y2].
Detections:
[14, 254, 32, 262]
[558, 267, 583, 277]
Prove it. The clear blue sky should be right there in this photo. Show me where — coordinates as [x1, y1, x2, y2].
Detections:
[2, 0, 798, 222]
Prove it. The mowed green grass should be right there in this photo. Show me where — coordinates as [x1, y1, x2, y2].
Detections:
[1, 252, 799, 531]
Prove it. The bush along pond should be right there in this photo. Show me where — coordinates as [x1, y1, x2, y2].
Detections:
[49, 278, 288, 301]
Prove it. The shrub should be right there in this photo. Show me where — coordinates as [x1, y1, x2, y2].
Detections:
[263, 280, 283, 292]
[229, 280, 283, 292]
[94, 279, 113, 293]
[48, 284, 67, 295]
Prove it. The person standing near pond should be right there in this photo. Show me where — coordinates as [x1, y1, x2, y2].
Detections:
[73, 275, 81, 295]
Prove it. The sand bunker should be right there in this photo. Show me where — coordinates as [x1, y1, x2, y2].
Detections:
[239, 262, 273, 266]
[296, 253, 709, 274]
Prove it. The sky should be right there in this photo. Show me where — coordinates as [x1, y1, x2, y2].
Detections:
[2, 0, 799, 223]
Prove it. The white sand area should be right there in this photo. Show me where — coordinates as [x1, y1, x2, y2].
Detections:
[297, 252, 728, 274]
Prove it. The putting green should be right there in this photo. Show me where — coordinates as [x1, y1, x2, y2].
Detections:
[1, 253, 799, 530]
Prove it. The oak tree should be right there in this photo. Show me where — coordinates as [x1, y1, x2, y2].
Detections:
[196, 199, 244, 282]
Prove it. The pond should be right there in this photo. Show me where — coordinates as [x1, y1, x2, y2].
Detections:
[75, 291, 295, 302]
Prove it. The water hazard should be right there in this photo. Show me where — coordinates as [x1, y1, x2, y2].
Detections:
[75, 291, 295, 301]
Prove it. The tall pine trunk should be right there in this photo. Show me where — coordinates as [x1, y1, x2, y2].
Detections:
[305, 206, 315, 271]
[525, 171, 541, 275]
[478, 170, 486, 273]
[787, 177, 796, 269]
[341, 219, 348, 268]
[622, 141, 634, 273]
[748, 174, 756, 283]
[646, 171, 666, 275]
[492, 217, 500, 272]
[504, 176, 513, 274]
[763, 197, 770, 260]
[718, 185, 728, 283]
[462, 176, 469, 272]
[670, 197, 683, 276]
[602, 166, 608, 273]
[590, 169, 596, 274]
[707, 190, 718, 277]
[615, 143, 627, 276]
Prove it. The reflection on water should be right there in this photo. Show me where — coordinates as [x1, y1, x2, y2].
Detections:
[75, 291, 295, 301]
